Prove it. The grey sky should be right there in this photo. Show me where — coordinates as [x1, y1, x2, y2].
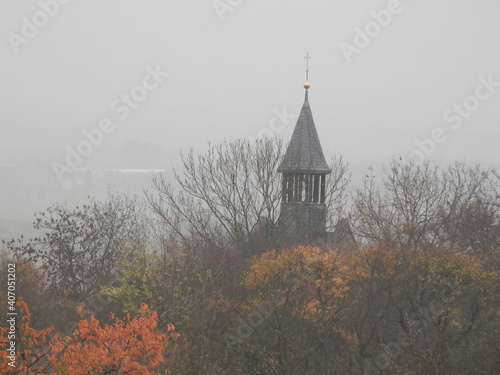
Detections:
[1, 0, 499, 177]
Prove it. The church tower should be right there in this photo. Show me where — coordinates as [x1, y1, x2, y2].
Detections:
[277, 54, 331, 242]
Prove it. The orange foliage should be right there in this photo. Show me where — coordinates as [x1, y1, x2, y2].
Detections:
[244, 246, 353, 321]
[0, 300, 179, 374]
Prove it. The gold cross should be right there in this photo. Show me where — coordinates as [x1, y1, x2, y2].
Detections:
[304, 52, 311, 81]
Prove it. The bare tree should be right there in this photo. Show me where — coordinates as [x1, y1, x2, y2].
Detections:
[5, 194, 144, 301]
[352, 159, 499, 251]
[146, 137, 350, 251]
[325, 154, 352, 229]
[440, 163, 500, 254]
[147, 138, 283, 247]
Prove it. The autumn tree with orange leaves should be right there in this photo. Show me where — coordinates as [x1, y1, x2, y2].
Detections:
[216, 246, 354, 375]
[0, 300, 179, 374]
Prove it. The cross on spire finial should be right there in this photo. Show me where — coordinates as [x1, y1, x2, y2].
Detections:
[303, 52, 311, 90]
[304, 52, 311, 81]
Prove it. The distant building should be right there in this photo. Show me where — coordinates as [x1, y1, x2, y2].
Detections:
[277, 76, 356, 252]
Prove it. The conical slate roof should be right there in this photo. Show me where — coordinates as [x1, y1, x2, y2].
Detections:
[278, 90, 331, 173]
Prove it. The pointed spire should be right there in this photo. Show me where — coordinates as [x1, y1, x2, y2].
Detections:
[278, 54, 331, 174]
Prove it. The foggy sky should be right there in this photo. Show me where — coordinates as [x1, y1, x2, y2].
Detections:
[1, 0, 499, 178]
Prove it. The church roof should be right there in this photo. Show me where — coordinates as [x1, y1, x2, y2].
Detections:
[278, 90, 331, 173]
[327, 218, 358, 252]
